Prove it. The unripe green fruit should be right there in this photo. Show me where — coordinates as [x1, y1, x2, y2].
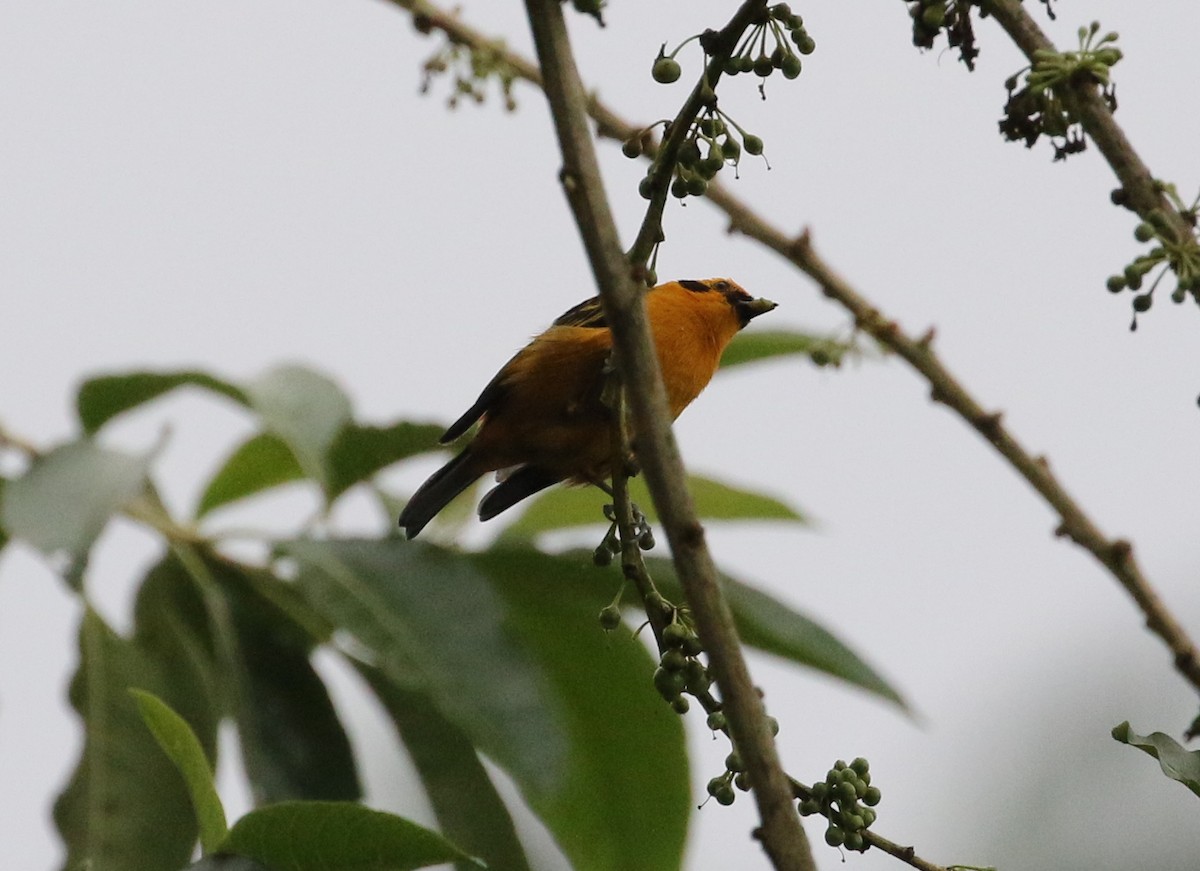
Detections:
[725, 751, 744, 773]
[684, 659, 710, 694]
[653, 666, 685, 700]
[1132, 293, 1153, 312]
[661, 648, 688, 672]
[1124, 265, 1142, 290]
[824, 825, 845, 847]
[622, 138, 642, 159]
[1134, 222, 1155, 242]
[638, 176, 654, 200]
[671, 696, 690, 714]
[734, 772, 751, 791]
[743, 134, 764, 155]
[781, 54, 802, 79]
[722, 137, 741, 161]
[714, 785, 736, 806]
[844, 832, 865, 852]
[679, 139, 702, 168]
[838, 781, 857, 802]
[753, 56, 774, 77]
[798, 798, 821, 816]
[722, 56, 742, 76]
[598, 605, 621, 630]
[850, 757, 870, 776]
[863, 786, 882, 806]
[845, 813, 865, 832]
[681, 633, 703, 656]
[794, 33, 815, 54]
[592, 546, 613, 567]
[1106, 275, 1126, 293]
[921, 3, 946, 29]
[1095, 47, 1123, 66]
[706, 711, 726, 731]
[810, 781, 829, 801]
[663, 622, 690, 648]
[652, 57, 682, 84]
[638, 529, 656, 549]
[860, 807, 876, 827]
[671, 177, 689, 199]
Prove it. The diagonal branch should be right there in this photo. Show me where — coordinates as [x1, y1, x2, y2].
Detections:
[520, 1, 815, 869]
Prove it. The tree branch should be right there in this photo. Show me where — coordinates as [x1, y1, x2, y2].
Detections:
[520, 1, 815, 868]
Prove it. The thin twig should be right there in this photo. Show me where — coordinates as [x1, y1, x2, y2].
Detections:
[520, 1, 814, 868]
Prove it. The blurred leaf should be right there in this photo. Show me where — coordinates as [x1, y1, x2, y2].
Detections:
[54, 610, 208, 871]
[206, 555, 361, 803]
[361, 667, 531, 871]
[286, 540, 689, 871]
[195, 433, 303, 519]
[500, 473, 805, 541]
[721, 329, 850, 369]
[327, 421, 446, 501]
[185, 857, 271, 871]
[1113, 722, 1200, 798]
[130, 689, 228, 852]
[1, 441, 152, 582]
[77, 370, 247, 434]
[220, 801, 479, 871]
[286, 539, 566, 796]
[648, 558, 905, 708]
[0, 477, 8, 553]
[244, 365, 352, 489]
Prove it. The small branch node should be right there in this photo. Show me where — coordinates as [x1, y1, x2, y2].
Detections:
[917, 326, 937, 348]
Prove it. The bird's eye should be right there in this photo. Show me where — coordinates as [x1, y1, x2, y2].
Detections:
[714, 280, 730, 291]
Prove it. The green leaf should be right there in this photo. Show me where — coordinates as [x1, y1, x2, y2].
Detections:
[219, 801, 479, 871]
[1, 440, 152, 583]
[285, 540, 689, 871]
[285, 540, 567, 797]
[195, 433, 304, 519]
[206, 555, 361, 803]
[360, 667, 531, 871]
[1112, 722, 1200, 798]
[327, 421, 446, 501]
[244, 365, 352, 490]
[130, 689, 228, 852]
[500, 473, 805, 541]
[77, 370, 247, 434]
[721, 328, 850, 369]
[54, 610, 207, 871]
[648, 558, 905, 708]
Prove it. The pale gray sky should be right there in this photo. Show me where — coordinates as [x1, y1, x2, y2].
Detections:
[3, 2, 1200, 869]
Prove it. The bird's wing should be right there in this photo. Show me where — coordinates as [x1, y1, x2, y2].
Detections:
[552, 296, 607, 329]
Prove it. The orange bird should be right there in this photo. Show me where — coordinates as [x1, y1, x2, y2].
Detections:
[398, 278, 776, 538]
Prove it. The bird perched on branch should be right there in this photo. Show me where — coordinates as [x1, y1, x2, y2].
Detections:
[398, 278, 777, 539]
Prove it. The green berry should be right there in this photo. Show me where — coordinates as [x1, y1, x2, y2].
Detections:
[798, 798, 821, 816]
[781, 54, 802, 79]
[622, 138, 642, 159]
[638, 176, 654, 200]
[838, 781, 857, 802]
[725, 751, 744, 772]
[766, 716, 780, 736]
[671, 177, 689, 199]
[722, 56, 742, 76]
[592, 545, 613, 566]
[714, 784, 736, 806]
[844, 813, 865, 832]
[678, 139, 702, 168]
[652, 57, 682, 84]
[742, 134, 764, 155]
[598, 604, 621, 630]
[722, 137, 741, 161]
[661, 648, 688, 671]
[850, 757, 870, 776]
[1124, 264, 1143, 290]
[638, 529, 656, 549]
[1134, 222, 1155, 242]
[753, 56, 774, 77]
[681, 633, 703, 656]
[671, 696, 690, 714]
[863, 786, 882, 806]
[921, 2, 946, 29]
[860, 807, 876, 827]
[706, 711, 726, 731]
[1132, 293, 1153, 312]
[663, 622, 689, 648]
[734, 772, 751, 791]
[824, 825, 845, 847]
[844, 831, 865, 852]
[684, 659, 710, 694]
[810, 781, 829, 801]
[653, 666, 685, 700]
[1106, 274, 1126, 293]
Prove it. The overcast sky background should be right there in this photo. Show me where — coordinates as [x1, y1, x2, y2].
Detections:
[3, 1, 1200, 869]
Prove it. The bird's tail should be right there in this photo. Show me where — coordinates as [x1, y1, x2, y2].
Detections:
[398, 449, 483, 539]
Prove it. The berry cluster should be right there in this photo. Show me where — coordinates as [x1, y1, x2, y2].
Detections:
[720, 3, 814, 82]
[1000, 22, 1121, 161]
[907, 1, 981, 70]
[798, 758, 881, 853]
[626, 110, 765, 203]
[1105, 191, 1200, 328]
[652, 618, 710, 715]
[592, 503, 655, 566]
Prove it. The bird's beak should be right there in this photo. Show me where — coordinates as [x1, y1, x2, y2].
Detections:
[737, 296, 778, 326]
